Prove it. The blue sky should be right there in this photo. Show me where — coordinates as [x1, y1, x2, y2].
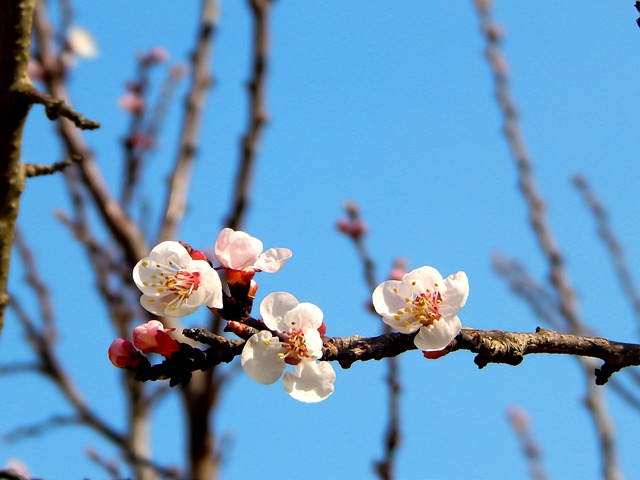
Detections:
[2, 1, 640, 478]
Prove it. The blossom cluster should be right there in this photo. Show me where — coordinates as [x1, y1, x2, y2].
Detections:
[109, 227, 470, 403]
[109, 228, 336, 403]
[108, 320, 179, 368]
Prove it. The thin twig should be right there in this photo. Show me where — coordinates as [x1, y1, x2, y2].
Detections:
[2, 414, 81, 443]
[17, 84, 99, 129]
[32, 0, 148, 266]
[492, 253, 565, 331]
[506, 406, 548, 480]
[474, 2, 621, 478]
[13, 228, 56, 338]
[336, 202, 400, 480]
[158, 0, 218, 242]
[121, 51, 183, 211]
[573, 173, 640, 331]
[224, 0, 272, 230]
[23, 159, 73, 177]
[494, 252, 640, 411]
[85, 446, 122, 478]
[0, 362, 40, 375]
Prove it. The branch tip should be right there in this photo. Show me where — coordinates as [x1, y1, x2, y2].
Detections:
[18, 84, 100, 130]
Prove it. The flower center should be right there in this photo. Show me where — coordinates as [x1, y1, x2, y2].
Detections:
[164, 270, 201, 299]
[395, 286, 443, 327]
[279, 329, 310, 365]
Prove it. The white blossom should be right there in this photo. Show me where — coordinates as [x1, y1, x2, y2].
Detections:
[133, 241, 223, 317]
[241, 292, 335, 403]
[372, 266, 468, 351]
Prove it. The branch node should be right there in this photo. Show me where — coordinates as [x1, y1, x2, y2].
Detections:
[23, 159, 74, 178]
[17, 84, 100, 130]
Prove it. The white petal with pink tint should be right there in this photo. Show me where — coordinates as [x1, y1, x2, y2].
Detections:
[372, 266, 469, 352]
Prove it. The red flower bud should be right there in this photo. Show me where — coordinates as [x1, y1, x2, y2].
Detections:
[108, 338, 145, 369]
[317, 322, 327, 337]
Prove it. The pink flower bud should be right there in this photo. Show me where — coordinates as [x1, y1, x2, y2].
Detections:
[142, 46, 170, 65]
[133, 320, 180, 357]
[108, 338, 145, 368]
[387, 257, 408, 281]
[129, 132, 154, 150]
[506, 406, 531, 435]
[335, 218, 368, 239]
[118, 92, 145, 114]
[226, 320, 252, 337]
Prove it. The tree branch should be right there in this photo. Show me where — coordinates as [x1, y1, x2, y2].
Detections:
[23, 159, 73, 177]
[158, 0, 218, 242]
[0, 0, 36, 337]
[17, 84, 99, 129]
[130, 326, 640, 388]
[31, 0, 148, 267]
[573, 173, 640, 331]
[474, 2, 621, 477]
[224, 0, 272, 230]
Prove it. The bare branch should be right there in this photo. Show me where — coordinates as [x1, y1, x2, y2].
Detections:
[2, 414, 80, 443]
[85, 446, 122, 478]
[492, 252, 564, 331]
[121, 58, 186, 211]
[22, 159, 73, 177]
[573, 173, 640, 331]
[158, 0, 219, 241]
[506, 406, 548, 480]
[127, 326, 640, 389]
[336, 201, 400, 480]
[32, 0, 148, 266]
[474, 2, 621, 477]
[17, 84, 99, 129]
[0, 0, 36, 337]
[224, 0, 272, 230]
[0, 362, 40, 375]
[13, 228, 56, 337]
[494, 251, 640, 410]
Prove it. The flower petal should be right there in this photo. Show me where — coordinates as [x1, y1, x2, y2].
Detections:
[372, 280, 405, 317]
[413, 315, 462, 351]
[283, 302, 323, 331]
[67, 26, 99, 58]
[283, 360, 336, 403]
[214, 228, 263, 270]
[440, 271, 469, 316]
[139, 294, 165, 316]
[301, 327, 324, 359]
[381, 313, 421, 334]
[254, 248, 292, 273]
[192, 260, 224, 309]
[241, 331, 286, 384]
[214, 228, 249, 253]
[402, 266, 444, 297]
[260, 292, 299, 331]
[149, 241, 192, 265]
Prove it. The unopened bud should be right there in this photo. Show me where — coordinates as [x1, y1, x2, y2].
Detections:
[108, 338, 145, 368]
